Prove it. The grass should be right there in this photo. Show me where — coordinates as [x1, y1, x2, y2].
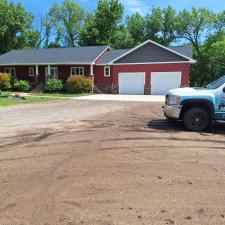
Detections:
[30, 92, 91, 98]
[0, 96, 62, 107]
[0, 92, 63, 107]
[0, 91, 91, 107]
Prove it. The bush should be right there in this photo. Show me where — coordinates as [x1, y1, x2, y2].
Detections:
[45, 79, 63, 92]
[0, 73, 11, 90]
[67, 75, 93, 93]
[13, 80, 31, 92]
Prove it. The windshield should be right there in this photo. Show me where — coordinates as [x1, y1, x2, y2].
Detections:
[206, 75, 225, 89]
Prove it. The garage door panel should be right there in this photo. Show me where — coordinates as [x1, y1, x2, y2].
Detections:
[119, 73, 145, 95]
[151, 72, 181, 95]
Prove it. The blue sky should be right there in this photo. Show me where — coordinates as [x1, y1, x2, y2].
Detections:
[12, 0, 225, 16]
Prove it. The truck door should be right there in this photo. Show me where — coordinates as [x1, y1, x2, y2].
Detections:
[215, 85, 225, 120]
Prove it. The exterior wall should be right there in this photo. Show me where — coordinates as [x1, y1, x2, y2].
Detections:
[112, 63, 190, 94]
[93, 65, 114, 93]
[0, 65, 91, 83]
[0, 66, 36, 82]
[0, 63, 191, 95]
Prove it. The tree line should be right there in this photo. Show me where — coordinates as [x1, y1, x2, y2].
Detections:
[1, 0, 225, 86]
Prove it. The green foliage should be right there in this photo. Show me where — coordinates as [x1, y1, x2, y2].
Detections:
[0, 0, 36, 54]
[190, 32, 225, 86]
[67, 76, 93, 93]
[177, 7, 212, 55]
[13, 80, 31, 92]
[0, 73, 11, 90]
[49, 0, 86, 47]
[45, 79, 64, 92]
[79, 0, 123, 47]
[145, 6, 178, 46]
[126, 13, 145, 46]
[113, 26, 135, 49]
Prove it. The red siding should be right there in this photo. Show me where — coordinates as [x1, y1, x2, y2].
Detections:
[93, 65, 113, 85]
[112, 63, 190, 87]
[0, 65, 91, 83]
[1, 63, 191, 89]
[0, 66, 36, 82]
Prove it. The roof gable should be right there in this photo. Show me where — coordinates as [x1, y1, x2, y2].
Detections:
[113, 40, 195, 64]
[97, 49, 130, 64]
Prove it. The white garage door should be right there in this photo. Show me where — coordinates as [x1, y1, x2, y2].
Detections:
[119, 73, 145, 95]
[151, 72, 181, 95]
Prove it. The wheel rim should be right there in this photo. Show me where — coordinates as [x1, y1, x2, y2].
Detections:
[190, 112, 206, 129]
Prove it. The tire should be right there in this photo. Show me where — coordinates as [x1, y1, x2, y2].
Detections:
[183, 107, 210, 131]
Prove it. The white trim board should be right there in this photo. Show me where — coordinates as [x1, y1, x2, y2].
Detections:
[97, 61, 194, 66]
[92, 46, 111, 65]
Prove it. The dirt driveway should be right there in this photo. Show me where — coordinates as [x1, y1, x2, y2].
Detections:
[0, 100, 225, 225]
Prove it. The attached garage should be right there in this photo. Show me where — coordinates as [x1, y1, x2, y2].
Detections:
[97, 39, 195, 95]
[151, 72, 182, 95]
[119, 72, 145, 95]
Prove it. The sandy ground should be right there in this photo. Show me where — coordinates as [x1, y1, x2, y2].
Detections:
[0, 100, 225, 225]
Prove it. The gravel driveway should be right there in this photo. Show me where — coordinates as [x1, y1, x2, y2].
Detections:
[1, 100, 225, 225]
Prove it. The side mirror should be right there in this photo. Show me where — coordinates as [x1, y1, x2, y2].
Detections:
[223, 87, 225, 93]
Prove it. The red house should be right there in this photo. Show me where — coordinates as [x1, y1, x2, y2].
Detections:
[0, 40, 195, 95]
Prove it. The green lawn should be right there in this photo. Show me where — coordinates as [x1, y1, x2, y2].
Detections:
[30, 92, 91, 98]
[0, 92, 91, 107]
[0, 96, 62, 107]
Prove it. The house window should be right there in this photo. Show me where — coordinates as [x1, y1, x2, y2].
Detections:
[5, 67, 16, 77]
[45, 67, 58, 79]
[29, 67, 35, 76]
[71, 67, 84, 76]
[104, 66, 110, 77]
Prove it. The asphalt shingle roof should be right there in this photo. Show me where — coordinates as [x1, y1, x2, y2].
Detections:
[0, 46, 109, 65]
[169, 46, 193, 59]
[0, 42, 193, 65]
[98, 49, 130, 64]
[98, 45, 193, 64]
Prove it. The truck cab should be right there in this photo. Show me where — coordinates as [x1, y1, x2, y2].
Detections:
[163, 75, 225, 131]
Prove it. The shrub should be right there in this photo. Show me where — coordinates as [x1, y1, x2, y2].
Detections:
[0, 73, 11, 90]
[45, 79, 63, 92]
[67, 75, 93, 93]
[13, 80, 31, 92]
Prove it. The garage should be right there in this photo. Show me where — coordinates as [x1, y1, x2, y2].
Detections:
[119, 73, 145, 95]
[151, 72, 182, 95]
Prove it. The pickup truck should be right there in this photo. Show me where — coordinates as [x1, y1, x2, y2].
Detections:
[163, 75, 225, 131]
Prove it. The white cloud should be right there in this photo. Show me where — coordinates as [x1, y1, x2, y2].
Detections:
[120, 0, 151, 15]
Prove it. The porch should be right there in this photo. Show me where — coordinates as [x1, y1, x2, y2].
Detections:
[1, 64, 94, 84]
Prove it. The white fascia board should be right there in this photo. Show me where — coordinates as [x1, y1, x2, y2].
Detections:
[97, 60, 196, 66]
[91, 46, 111, 65]
[0, 62, 93, 66]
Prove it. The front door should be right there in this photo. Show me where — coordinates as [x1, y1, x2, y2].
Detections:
[215, 85, 225, 120]
[45, 67, 58, 81]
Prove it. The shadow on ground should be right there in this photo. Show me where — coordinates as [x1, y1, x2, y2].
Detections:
[148, 119, 225, 134]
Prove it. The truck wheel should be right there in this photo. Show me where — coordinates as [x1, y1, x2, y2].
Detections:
[183, 108, 210, 131]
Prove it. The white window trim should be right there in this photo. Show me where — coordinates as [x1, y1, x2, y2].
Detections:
[104, 66, 110, 77]
[29, 67, 35, 76]
[5, 67, 16, 77]
[45, 67, 58, 79]
[71, 67, 84, 76]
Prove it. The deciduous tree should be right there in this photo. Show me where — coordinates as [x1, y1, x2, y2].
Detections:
[49, 0, 86, 47]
